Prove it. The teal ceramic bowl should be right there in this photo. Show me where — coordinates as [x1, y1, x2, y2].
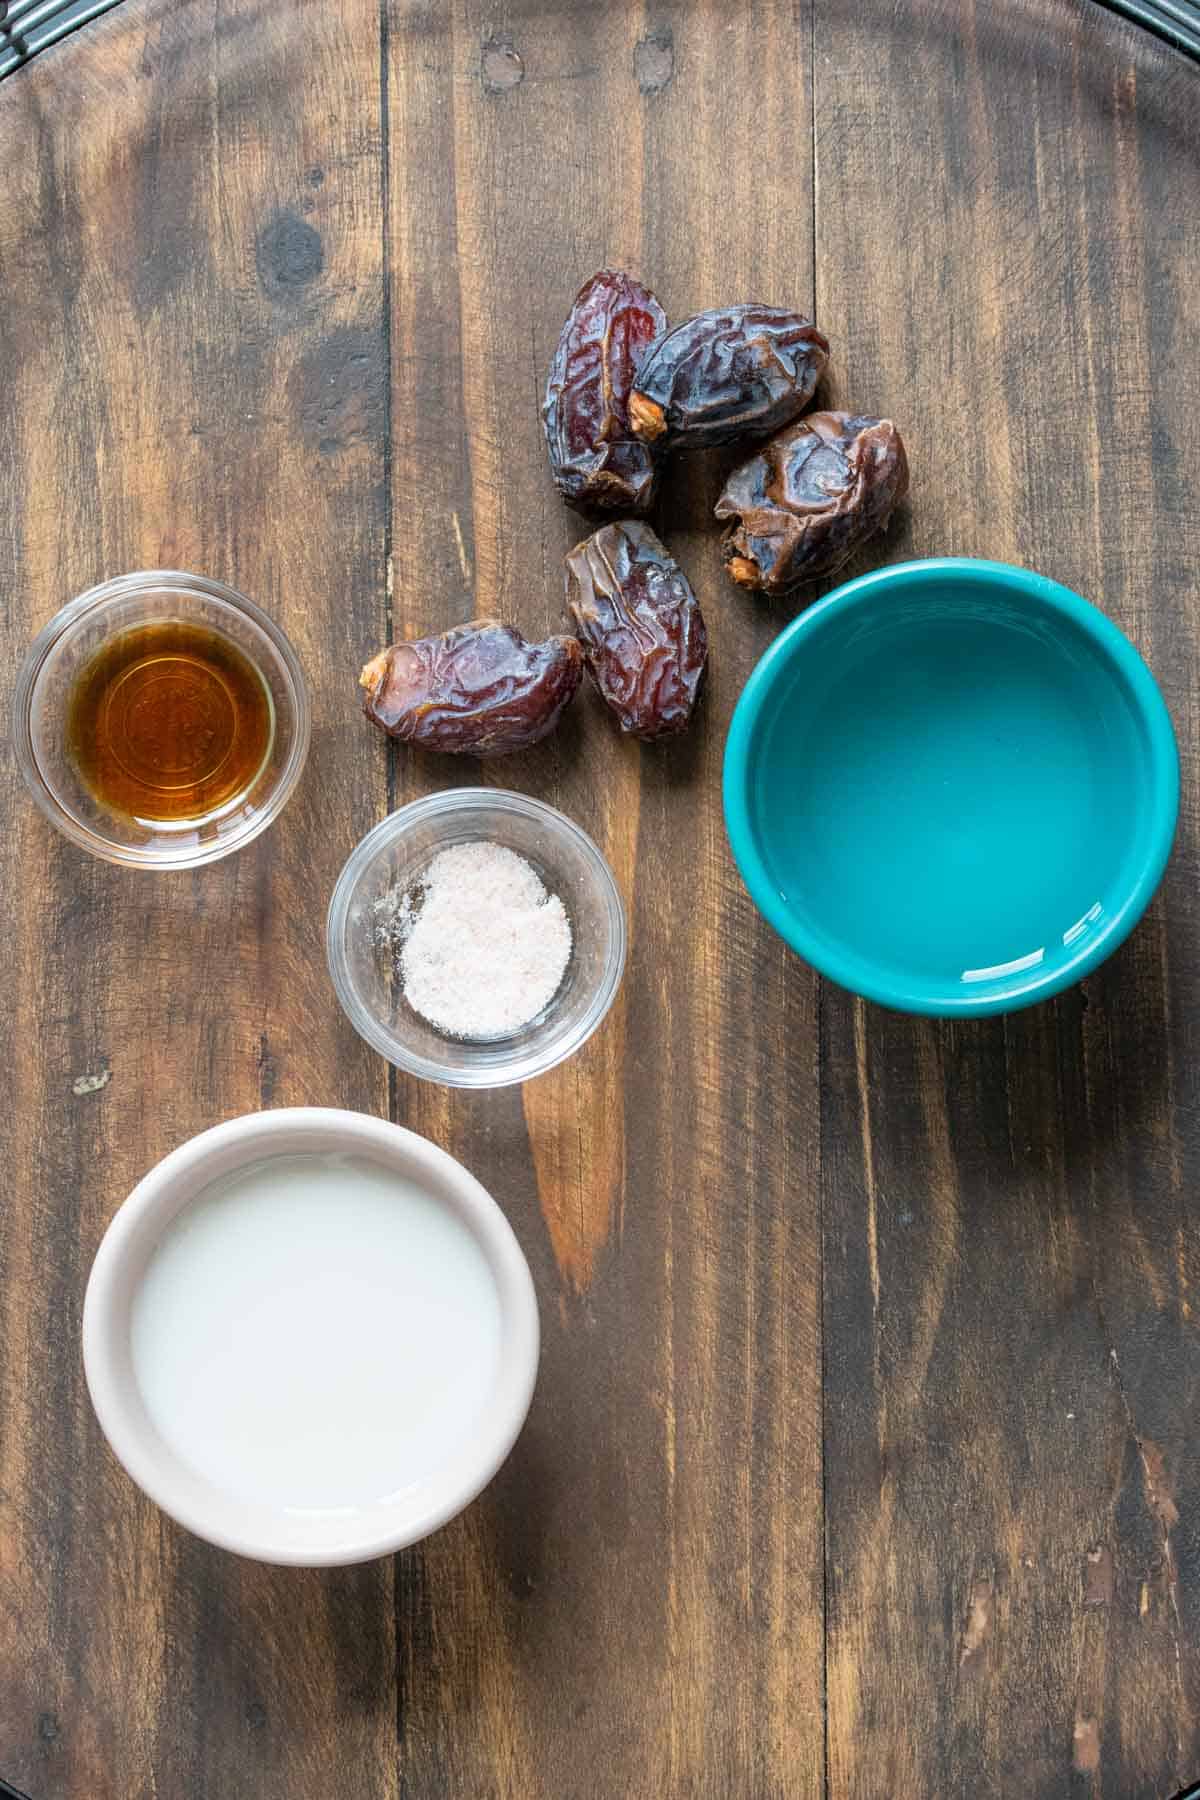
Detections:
[724, 558, 1179, 1016]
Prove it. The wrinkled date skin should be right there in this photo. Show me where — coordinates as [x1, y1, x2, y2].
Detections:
[564, 521, 708, 741]
[715, 412, 909, 593]
[360, 620, 582, 755]
[542, 270, 668, 514]
[629, 304, 829, 452]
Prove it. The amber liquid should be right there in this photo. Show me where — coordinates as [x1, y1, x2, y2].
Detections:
[66, 622, 273, 823]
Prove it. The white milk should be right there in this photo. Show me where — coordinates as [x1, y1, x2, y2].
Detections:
[130, 1152, 503, 1512]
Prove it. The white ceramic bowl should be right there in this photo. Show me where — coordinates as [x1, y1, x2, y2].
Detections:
[82, 1108, 539, 1565]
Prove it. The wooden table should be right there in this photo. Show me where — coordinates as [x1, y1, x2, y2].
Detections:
[0, 2, 1197, 1795]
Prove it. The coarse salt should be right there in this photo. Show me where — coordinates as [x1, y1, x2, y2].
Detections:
[378, 841, 572, 1041]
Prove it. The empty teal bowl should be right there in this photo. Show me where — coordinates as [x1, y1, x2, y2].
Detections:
[724, 558, 1178, 1015]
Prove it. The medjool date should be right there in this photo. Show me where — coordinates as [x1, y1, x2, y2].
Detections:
[629, 305, 829, 451]
[564, 521, 707, 740]
[360, 621, 582, 755]
[543, 269, 667, 514]
[715, 412, 909, 593]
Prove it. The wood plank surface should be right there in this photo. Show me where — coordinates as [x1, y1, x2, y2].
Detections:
[384, 6, 822, 1794]
[0, 3, 397, 1797]
[0, 1, 1197, 1797]
[814, 3, 1200, 1796]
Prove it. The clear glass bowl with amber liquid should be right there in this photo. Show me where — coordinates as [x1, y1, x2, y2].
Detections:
[13, 572, 309, 868]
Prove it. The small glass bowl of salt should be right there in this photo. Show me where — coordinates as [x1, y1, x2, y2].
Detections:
[327, 789, 627, 1087]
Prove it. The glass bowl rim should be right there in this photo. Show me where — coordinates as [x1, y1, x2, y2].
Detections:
[326, 787, 628, 1088]
[11, 568, 311, 870]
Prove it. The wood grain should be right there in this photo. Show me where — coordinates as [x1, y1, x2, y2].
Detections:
[0, 2, 396, 1796]
[814, 2, 1200, 1795]
[385, 4, 823, 1794]
[0, 0, 1198, 1796]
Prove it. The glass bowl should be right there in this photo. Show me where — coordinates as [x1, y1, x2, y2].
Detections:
[12, 571, 310, 869]
[327, 790, 627, 1088]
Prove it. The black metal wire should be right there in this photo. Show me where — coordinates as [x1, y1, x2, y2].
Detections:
[1093, 0, 1200, 58]
[1, 0, 124, 77]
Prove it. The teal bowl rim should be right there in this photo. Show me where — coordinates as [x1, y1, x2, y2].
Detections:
[723, 557, 1180, 1017]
